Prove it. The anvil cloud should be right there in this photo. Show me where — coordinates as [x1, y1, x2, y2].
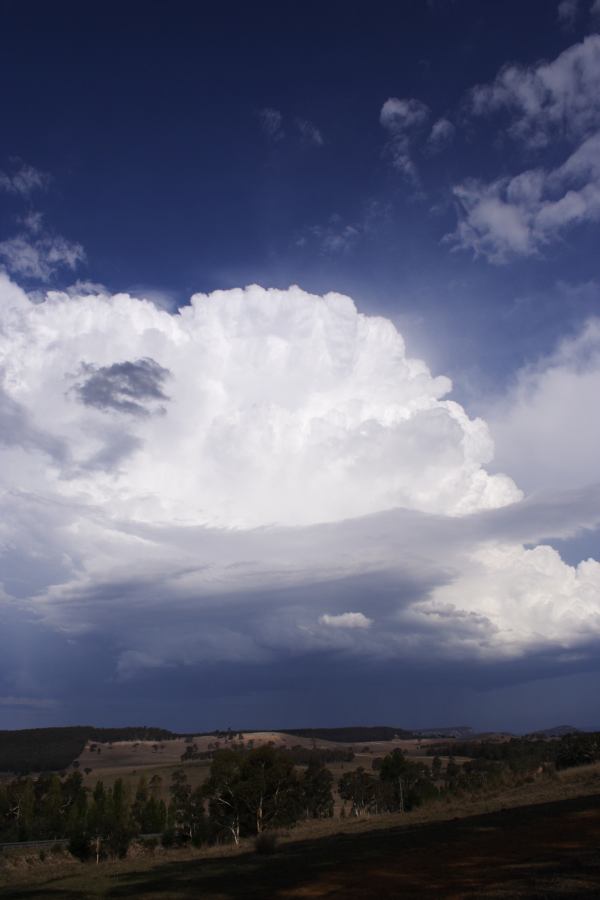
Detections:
[1, 275, 599, 703]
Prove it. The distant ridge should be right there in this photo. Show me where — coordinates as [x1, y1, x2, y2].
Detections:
[279, 725, 475, 743]
[280, 726, 414, 743]
[412, 726, 475, 739]
[527, 725, 582, 738]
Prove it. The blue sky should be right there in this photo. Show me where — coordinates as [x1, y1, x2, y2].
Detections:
[1, 0, 600, 732]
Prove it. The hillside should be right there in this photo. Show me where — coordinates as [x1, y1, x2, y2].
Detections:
[0, 727, 177, 773]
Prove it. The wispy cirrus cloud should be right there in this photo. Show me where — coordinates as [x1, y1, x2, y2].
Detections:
[258, 108, 324, 147]
[0, 162, 50, 197]
[380, 97, 430, 181]
[557, 0, 580, 29]
[258, 106, 285, 141]
[425, 117, 455, 154]
[294, 117, 324, 147]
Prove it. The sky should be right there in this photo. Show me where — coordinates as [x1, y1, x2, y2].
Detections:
[1, 0, 600, 733]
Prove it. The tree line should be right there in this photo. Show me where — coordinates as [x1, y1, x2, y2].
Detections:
[3, 731, 599, 861]
[0, 745, 434, 858]
[430, 732, 600, 774]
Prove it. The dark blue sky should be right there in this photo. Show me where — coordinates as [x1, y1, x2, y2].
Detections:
[1, 0, 600, 732]
[2, 0, 598, 386]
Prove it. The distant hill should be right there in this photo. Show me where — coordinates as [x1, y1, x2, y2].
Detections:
[280, 726, 415, 743]
[527, 725, 582, 738]
[412, 726, 475, 739]
[0, 726, 176, 773]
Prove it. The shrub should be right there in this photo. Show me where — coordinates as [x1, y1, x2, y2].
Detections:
[68, 831, 92, 861]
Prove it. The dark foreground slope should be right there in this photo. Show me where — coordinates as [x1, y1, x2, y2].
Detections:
[3, 793, 600, 899]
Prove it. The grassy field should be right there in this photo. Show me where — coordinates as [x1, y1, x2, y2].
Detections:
[2, 761, 600, 897]
[72, 731, 460, 805]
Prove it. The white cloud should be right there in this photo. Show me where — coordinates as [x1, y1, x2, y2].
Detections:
[426, 117, 455, 153]
[0, 278, 519, 526]
[468, 35, 600, 148]
[419, 542, 600, 656]
[489, 317, 600, 492]
[0, 163, 49, 196]
[461, 133, 600, 260]
[1, 275, 599, 678]
[380, 97, 430, 180]
[0, 233, 86, 280]
[451, 37, 600, 261]
[319, 612, 372, 629]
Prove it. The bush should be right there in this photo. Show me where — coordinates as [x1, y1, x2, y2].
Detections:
[254, 831, 278, 854]
[68, 831, 92, 861]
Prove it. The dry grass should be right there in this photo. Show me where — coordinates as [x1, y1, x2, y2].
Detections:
[75, 733, 449, 802]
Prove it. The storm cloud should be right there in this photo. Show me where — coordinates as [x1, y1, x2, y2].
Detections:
[0, 274, 599, 728]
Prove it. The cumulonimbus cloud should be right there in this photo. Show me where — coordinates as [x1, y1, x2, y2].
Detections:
[0, 274, 598, 687]
[0, 276, 520, 528]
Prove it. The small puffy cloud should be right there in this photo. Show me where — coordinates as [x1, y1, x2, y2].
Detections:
[0, 233, 85, 281]
[258, 107, 284, 141]
[319, 612, 372, 629]
[380, 97, 430, 132]
[468, 35, 600, 148]
[380, 97, 430, 180]
[448, 36, 600, 261]
[295, 117, 324, 147]
[592, 0, 600, 19]
[0, 162, 49, 196]
[449, 128, 600, 262]
[426, 117, 455, 153]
